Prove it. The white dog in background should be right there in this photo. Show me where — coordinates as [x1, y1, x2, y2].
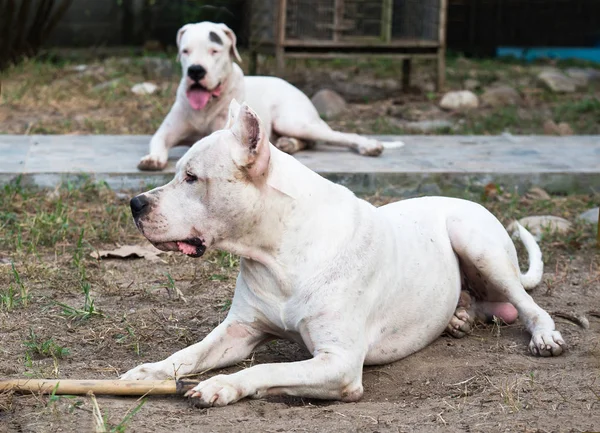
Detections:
[123, 100, 565, 407]
[138, 22, 389, 171]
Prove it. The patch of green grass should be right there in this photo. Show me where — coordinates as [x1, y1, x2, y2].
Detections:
[0, 263, 29, 311]
[368, 117, 405, 134]
[0, 179, 135, 254]
[23, 329, 69, 359]
[57, 280, 103, 321]
[218, 298, 232, 312]
[214, 251, 239, 269]
[115, 325, 141, 356]
[553, 97, 600, 133]
[91, 392, 147, 433]
[459, 106, 521, 134]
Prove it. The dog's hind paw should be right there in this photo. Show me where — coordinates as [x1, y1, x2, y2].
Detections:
[358, 140, 384, 157]
[446, 307, 473, 339]
[275, 137, 306, 154]
[529, 330, 566, 357]
[138, 154, 168, 171]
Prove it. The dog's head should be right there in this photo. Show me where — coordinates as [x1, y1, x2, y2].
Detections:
[130, 99, 270, 257]
[176, 21, 241, 111]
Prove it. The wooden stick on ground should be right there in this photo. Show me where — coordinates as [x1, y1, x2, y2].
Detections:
[0, 379, 198, 396]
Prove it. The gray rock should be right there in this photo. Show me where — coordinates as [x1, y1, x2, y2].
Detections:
[463, 78, 481, 91]
[131, 82, 158, 95]
[404, 119, 454, 133]
[565, 68, 591, 88]
[69, 64, 88, 72]
[566, 68, 600, 87]
[311, 89, 347, 120]
[508, 215, 572, 241]
[577, 207, 599, 224]
[525, 187, 551, 200]
[143, 57, 176, 80]
[439, 90, 479, 111]
[93, 78, 122, 91]
[480, 86, 521, 107]
[543, 120, 573, 136]
[538, 71, 577, 93]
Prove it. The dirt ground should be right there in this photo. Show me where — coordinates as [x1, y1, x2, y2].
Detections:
[1, 54, 599, 136]
[0, 183, 599, 433]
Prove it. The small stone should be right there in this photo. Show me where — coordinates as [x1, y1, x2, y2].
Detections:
[417, 82, 435, 93]
[131, 82, 158, 95]
[404, 119, 454, 133]
[480, 86, 521, 107]
[93, 78, 121, 91]
[311, 89, 347, 120]
[143, 57, 176, 80]
[525, 187, 551, 201]
[565, 68, 590, 88]
[577, 207, 599, 224]
[508, 216, 572, 241]
[115, 192, 130, 203]
[544, 120, 573, 136]
[543, 120, 560, 135]
[538, 71, 577, 93]
[439, 90, 479, 111]
[557, 122, 573, 136]
[463, 79, 481, 91]
[69, 64, 88, 72]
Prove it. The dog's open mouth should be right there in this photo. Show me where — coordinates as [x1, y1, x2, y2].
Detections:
[153, 237, 206, 258]
[176, 237, 206, 257]
[186, 82, 221, 110]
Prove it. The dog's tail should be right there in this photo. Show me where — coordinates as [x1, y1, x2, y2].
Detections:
[513, 222, 544, 290]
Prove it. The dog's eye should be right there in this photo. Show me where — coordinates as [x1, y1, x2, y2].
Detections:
[182, 49, 189, 55]
[185, 172, 198, 183]
[210, 49, 219, 56]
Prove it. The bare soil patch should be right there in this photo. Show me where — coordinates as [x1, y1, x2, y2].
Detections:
[0, 183, 598, 432]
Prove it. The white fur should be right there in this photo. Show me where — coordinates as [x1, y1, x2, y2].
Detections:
[137, 22, 386, 171]
[122, 101, 565, 407]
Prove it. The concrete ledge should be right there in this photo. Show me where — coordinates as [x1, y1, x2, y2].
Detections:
[1, 134, 599, 195]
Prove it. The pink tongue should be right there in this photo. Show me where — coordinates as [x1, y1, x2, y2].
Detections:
[187, 89, 211, 110]
[177, 241, 197, 255]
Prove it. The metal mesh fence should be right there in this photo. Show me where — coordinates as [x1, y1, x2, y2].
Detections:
[250, 0, 441, 44]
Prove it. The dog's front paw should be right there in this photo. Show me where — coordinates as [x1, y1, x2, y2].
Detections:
[358, 140, 384, 157]
[138, 154, 167, 171]
[529, 330, 566, 357]
[185, 374, 245, 407]
[120, 361, 172, 380]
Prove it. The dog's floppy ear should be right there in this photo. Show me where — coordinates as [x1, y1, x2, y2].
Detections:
[218, 23, 242, 63]
[176, 24, 192, 61]
[230, 102, 270, 180]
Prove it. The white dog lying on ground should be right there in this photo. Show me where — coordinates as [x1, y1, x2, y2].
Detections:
[137, 22, 389, 171]
[123, 99, 565, 407]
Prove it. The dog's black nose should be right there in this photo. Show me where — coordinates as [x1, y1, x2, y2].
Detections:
[130, 195, 150, 219]
[188, 65, 206, 81]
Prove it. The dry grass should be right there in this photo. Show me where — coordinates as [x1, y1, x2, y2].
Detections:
[1, 54, 599, 135]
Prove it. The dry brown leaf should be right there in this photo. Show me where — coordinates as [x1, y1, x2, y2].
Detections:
[90, 245, 167, 263]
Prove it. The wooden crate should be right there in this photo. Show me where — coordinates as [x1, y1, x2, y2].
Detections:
[248, 0, 448, 90]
